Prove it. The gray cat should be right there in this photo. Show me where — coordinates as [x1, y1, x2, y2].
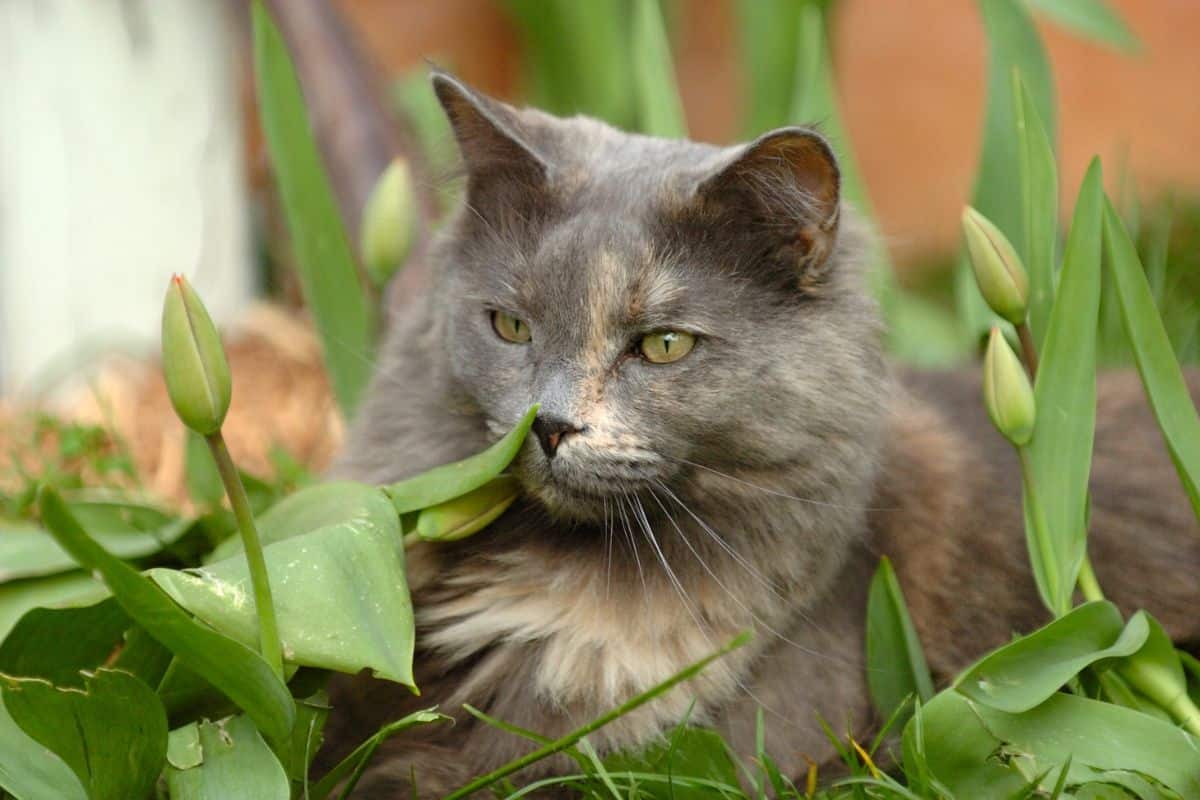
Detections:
[326, 73, 1200, 797]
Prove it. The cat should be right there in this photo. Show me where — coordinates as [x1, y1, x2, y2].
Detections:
[324, 72, 1200, 797]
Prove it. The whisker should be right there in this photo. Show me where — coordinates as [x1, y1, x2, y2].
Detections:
[616, 491, 647, 598]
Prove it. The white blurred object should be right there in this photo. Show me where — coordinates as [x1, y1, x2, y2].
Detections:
[0, 0, 253, 397]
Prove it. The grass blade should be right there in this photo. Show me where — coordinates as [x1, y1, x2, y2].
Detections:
[1027, 0, 1140, 53]
[252, 1, 374, 419]
[631, 0, 687, 137]
[1102, 198, 1200, 517]
[1022, 158, 1104, 615]
[1012, 70, 1058, 347]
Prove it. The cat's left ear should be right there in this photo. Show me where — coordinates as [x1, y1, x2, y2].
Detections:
[697, 127, 841, 280]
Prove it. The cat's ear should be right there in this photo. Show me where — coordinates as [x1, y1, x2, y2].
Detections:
[431, 72, 550, 202]
[698, 127, 841, 280]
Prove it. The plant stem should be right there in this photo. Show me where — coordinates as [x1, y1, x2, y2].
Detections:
[440, 631, 751, 800]
[206, 431, 284, 680]
[1016, 321, 1040, 379]
[1076, 556, 1105, 602]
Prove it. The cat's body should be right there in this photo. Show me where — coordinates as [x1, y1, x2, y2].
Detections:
[325, 75, 1200, 797]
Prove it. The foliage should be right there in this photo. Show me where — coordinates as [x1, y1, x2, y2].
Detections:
[3, 0, 1200, 799]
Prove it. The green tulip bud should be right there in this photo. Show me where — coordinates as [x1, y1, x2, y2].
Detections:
[962, 206, 1029, 325]
[983, 327, 1035, 446]
[161, 275, 232, 435]
[415, 475, 520, 542]
[360, 158, 417, 287]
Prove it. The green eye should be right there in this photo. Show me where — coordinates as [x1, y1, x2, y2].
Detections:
[639, 330, 696, 364]
[492, 310, 532, 343]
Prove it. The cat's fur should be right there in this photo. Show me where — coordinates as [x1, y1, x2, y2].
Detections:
[324, 74, 1200, 797]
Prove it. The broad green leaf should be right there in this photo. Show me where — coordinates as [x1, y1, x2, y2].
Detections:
[1102, 199, 1200, 518]
[1, 668, 167, 800]
[1027, 0, 1141, 52]
[415, 475, 521, 542]
[954, 601, 1147, 712]
[385, 404, 538, 513]
[309, 708, 448, 800]
[166, 715, 290, 800]
[865, 557, 934, 722]
[167, 723, 204, 770]
[208, 481, 384, 562]
[0, 598, 130, 686]
[37, 488, 295, 746]
[1013, 70, 1059, 346]
[1022, 158, 1104, 615]
[151, 485, 415, 687]
[907, 689, 1200, 798]
[1116, 611, 1200, 732]
[252, 1, 374, 418]
[0, 571, 105, 641]
[631, 0, 686, 137]
[112, 625, 175, 688]
[0, 496, 191, 582]
[959, 0, 1056, 336]
[0, 701, 86, 800]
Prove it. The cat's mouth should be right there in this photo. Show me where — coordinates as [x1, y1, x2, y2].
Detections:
[524, 456, 668, 520]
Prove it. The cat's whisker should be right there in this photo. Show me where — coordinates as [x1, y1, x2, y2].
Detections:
[603, 495, 614, 600]
[615, 491, 647, 598]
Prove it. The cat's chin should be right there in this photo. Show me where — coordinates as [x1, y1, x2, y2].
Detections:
[525, 476, 653, 523]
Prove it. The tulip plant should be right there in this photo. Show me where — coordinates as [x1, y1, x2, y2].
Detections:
[2, 1, 1199, 799]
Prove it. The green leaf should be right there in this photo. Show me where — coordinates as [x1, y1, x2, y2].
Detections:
[0, 496, 191, 582]
[1, 668, 167, 800]
[309, 708, 448, 800]
[603, 726, 742, 800]
[954, 601, 1147, 713]
[630, 0, 686, 137]
[1116, 611, 1200, 733]
[0, 571, 105, 642]
[735, 0, 805, 137]
[37, 488, 295, 746]
[1027, 0, 1141, 53]
[1102, 198, 1200, 519]
[1022, 158, 1104, 615]
[167, 723, 204, 770]
[960, 0, 1056, 336]
[385, 404, 538, 513]
[252, 0, 374, 418]
[865, 557, 934, 723]
[166, 716, 290, 800]
[0, 700, 86, 800]
[1013, 69, 1059, 346]
[151, 485, 415, 687]
[906, 689, 1200, 798]
[283, 689, 331, 786]
[0, 598, 130, 686]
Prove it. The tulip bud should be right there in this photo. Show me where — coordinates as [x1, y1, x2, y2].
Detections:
[360, 158, 417, 288]
[962, 206, 1029, 325]
[415, 475, 520, 542]
[983, 327, 1035, 446]
[161, 275, 232, 435]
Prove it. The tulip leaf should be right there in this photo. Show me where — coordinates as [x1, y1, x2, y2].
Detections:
[0, 571, 106, 642]
[252, 0, 374, 418]
[959, 0, 1056, 336]
[1022, 158, 1104, 616]
[1, 668, 167, 800]
[1013, 69, 1058, 346]
[37, 488, 296, 746]
[631, 0, 686, 138]
[151, 485, 415, 687]
[736, 0, 805, 138]
[0, 598, 130, 686]
[1102, 198, 1200, 519]
[1027, 0, 1140, 53]
[865, 557, 934, 723]
[954, 601, 1147, 713]
[416, 475, 521, 542]
[0, 496, 191, 583]
[906, 689, 1200, 798]
[0, 700, 86, 800]
[309, 708, 449, 800]
[166, 715, 290, 800]
[1115, 611, 1195, 725]
[385, 405, 538, 514]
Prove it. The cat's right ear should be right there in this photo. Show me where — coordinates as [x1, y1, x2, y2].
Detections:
[431, 72, 550, 205]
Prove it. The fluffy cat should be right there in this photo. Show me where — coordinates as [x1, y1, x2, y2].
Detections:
[325, 73, 1200, 797]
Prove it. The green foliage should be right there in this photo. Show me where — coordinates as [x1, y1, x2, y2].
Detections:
[166, 717, 290, 800]
[865, 556, 934, 724]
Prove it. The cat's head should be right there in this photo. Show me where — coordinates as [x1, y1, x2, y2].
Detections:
[421, 73, 885, 522]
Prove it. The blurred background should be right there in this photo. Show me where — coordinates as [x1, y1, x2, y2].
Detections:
[1, 0, 1198, 500]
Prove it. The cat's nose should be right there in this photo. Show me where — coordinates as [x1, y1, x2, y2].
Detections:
[531, 414, 582, 459]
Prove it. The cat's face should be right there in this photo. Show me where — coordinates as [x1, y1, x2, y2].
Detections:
[429, 74, 884, 522]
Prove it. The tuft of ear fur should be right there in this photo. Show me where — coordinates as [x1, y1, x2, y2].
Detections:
[698, 128, 841, 284]
[431, 72, 550, 212]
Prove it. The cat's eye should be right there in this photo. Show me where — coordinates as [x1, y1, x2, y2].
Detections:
[491, 310, 532, 344]
[639, 331, 696, 364]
